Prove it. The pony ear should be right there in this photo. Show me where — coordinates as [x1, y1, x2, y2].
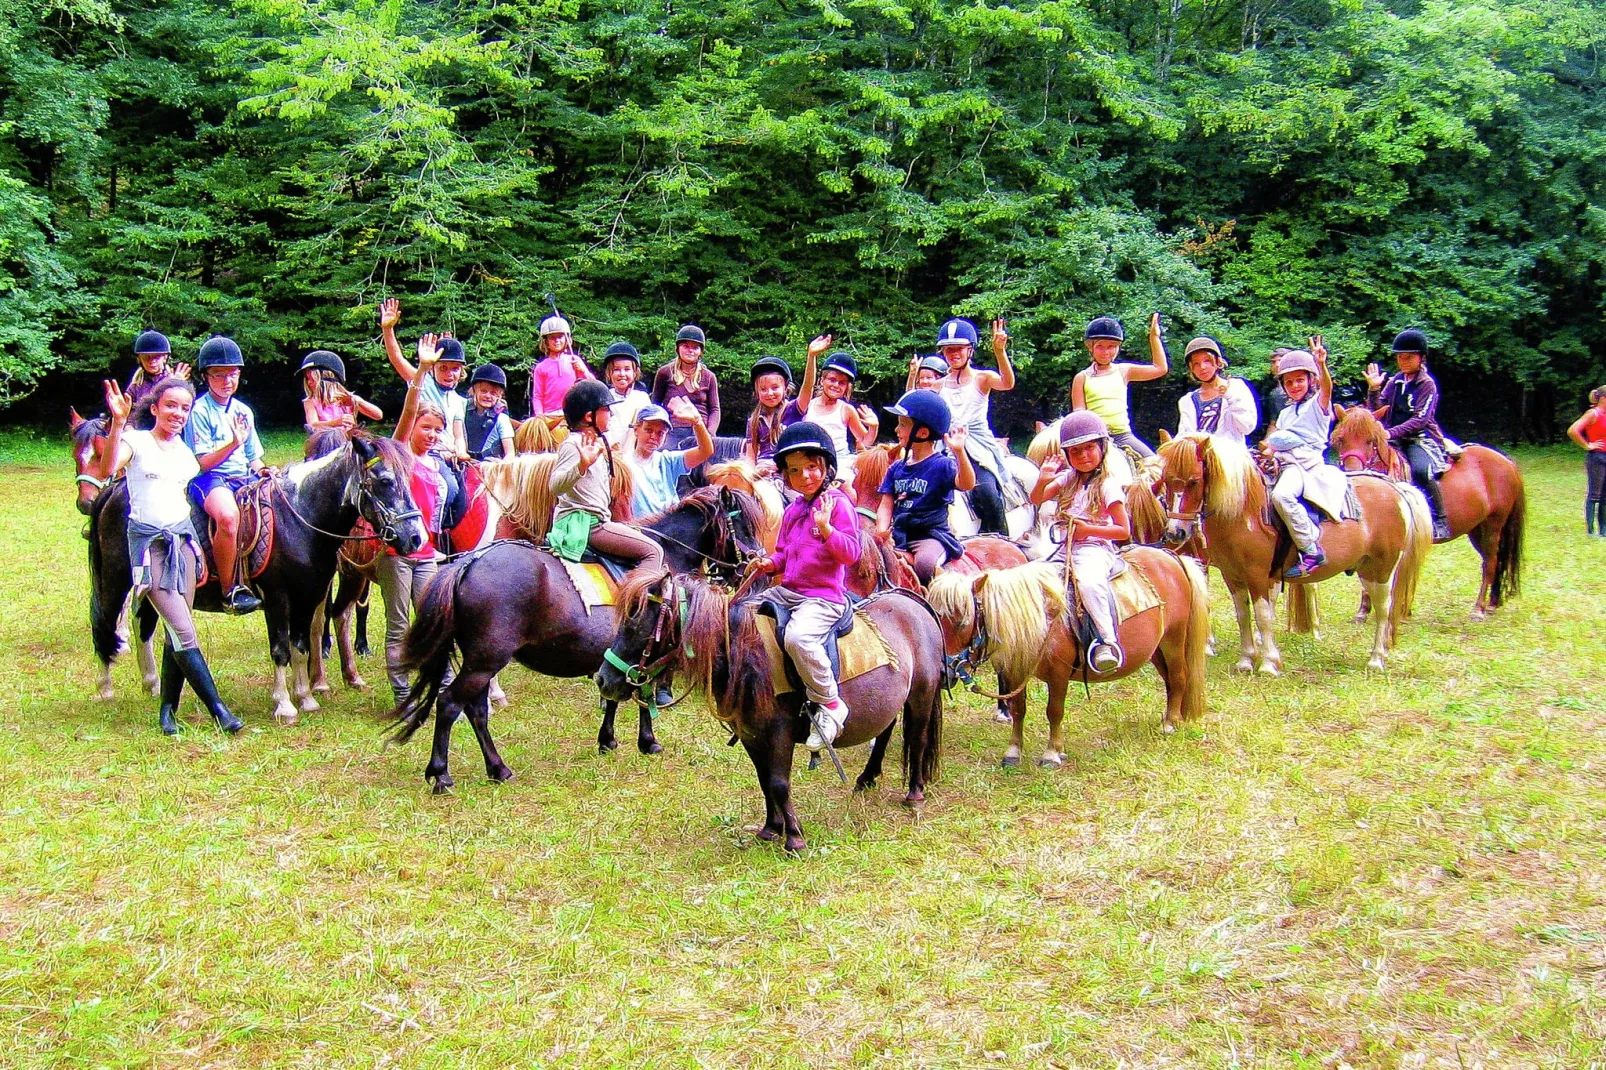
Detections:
[1034, 420, 1046, 433]
[1157, 428, 1171, 444]
[69, 407, 84, 431]
[1333, 403, 1346, 420]
[349, 433, 379, 463]
[972, 573, 990, 595]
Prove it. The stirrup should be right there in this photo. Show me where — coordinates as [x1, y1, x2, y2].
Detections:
[224, 585, 262, 614]
[1089, 642, 1123, 674]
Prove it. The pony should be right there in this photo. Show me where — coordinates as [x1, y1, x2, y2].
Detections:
[1157, 432, 1432, 673]
[928, 552, 1210, 768]
[86, 430, 429, 722]
[702, 458, 784, 550]
[386, 486, 768, 792]
[597, 572, 945, 852]
[1330, 405, 1525, 620]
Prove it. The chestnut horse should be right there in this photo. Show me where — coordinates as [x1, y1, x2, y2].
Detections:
[597, 572, 945, 852]
[927, 551, 1210, 768]
[1329, 405, 1524, 620]
[1158, 433, 1432, 673]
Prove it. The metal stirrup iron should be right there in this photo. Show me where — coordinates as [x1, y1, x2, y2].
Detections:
[807, 703, 848, 784]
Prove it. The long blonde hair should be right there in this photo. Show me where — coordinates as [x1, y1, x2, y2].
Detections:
[1056, 440, 1112, 522]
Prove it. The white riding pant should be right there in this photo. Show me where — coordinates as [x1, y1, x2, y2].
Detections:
[1270, 463, 1321, 552]
[768, 586, 846, 708]
[1069, 543, 1122, 647]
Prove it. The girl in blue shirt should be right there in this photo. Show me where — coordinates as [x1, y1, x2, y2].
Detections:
[874, 390, 975, 584]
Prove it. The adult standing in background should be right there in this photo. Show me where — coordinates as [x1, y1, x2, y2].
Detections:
[652, 324, 722, 450]
[1568, 386, 1606, 537]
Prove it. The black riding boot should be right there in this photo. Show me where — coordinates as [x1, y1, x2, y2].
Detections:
[157, 644, 185, 736]
[173, 647, 243, 734]
[1423, 478, 1450, 541]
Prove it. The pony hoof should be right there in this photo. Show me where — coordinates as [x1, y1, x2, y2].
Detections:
[311, 680, 331, 695]
[854, 778, 877, 794]
[1001, 755, 1021, 769]
[807, 753, 820, 771]
[902, 790, 925, 808]
[298, 696, 320, 714]
[1367, 657, 1387, 672]
[96, 686, 116, 703]
[1257, 663, 1281, 677]
[430, 778, 454, 796]
[1161, 721, 1178, 735]
[1037, 755, 1063, 770]
[346, 676, 368, 691]
[638, 739, 663, 756]
[1232, 659, 1254, 674]
[145, 679, 161, 697]
[1205, 637, 1217, 658]
[274, 707, 299, 726]
[1352, 611, 1369, 625]
[784, 836, 807, 853]
[489, 767, 515, 784]
[598, 738, 618, 754]
[755, 826, 781, 844]
[1470, 608, 1488, 622]
[489, 693, 510, 709]
[354, 643, 372, 657]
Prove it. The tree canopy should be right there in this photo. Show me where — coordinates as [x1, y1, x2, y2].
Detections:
[2, 0, 1602, 429]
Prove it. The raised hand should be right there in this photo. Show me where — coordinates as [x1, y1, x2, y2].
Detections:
[807, 334, 833, 359]
[379, 298, 401, 331]
[1150, 312, 1164, 340]
[667, 395, 699, 422]
[1040, 451, 1064, 478]
[813, 493, 836, 538]
[233, 411, 251, 447]
[417, 333, 441, 368]
[103, 380, 132, 425]
[1364, 362, 1385, 390]
[992, 318, 1009, 354]
[944, 425, 969, 452]
[857, 404, 878, 428]
[172, 362, 192, 381]
[577, 429, 607, 468]
[1310, 335, 1328, 365]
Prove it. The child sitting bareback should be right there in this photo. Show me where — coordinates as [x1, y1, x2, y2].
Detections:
[1029, 410, 1131, 674]
[749, 422, 863, 752]
[874, 390, 975, 585]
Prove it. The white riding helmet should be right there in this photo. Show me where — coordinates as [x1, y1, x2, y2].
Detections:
[539, 314, 572, 338]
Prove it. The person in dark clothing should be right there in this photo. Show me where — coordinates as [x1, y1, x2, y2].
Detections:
[1365, 328, 1452, 539]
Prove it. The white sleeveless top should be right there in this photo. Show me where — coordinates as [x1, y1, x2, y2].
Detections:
[804, 397, 852, 468]
[939, 373, 989, 431]
[124, 430, 199, 527]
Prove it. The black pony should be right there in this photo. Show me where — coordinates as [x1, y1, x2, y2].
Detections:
[87, 431, 428, 723]
[386, 485, 766, 793]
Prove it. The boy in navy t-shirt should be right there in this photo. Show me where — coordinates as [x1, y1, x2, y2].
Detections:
[874, 390, 975, 584]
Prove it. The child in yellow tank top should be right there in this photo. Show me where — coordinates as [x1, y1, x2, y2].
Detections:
[1070, 313, 1170, 458]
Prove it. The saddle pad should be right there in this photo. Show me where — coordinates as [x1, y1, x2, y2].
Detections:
[1112, 552, 1163, 625]
[755, 613, 898, 697]
[205, 481, 275, 582]
[561, 559, 617, 610]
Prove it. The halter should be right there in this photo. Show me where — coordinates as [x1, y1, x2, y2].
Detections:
[76, 474, 108, 492]
[275, 449, 422, 545]
[645, 500, 761, 580]
[602, 576, 695, 718]
[1338, 442, 1383, 473]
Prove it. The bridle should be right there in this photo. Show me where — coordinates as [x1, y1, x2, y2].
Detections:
[275, 451, 422, 545]
[602, 575, 694, 717]
[645, 498, 761, 580]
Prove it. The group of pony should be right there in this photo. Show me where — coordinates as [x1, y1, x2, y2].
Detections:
[67, 403, 1525, 851]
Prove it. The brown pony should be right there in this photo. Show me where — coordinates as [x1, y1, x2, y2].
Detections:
[1158, 432, 1432, 673]
[597, 572, 945, 852]
[928, 551, 1211, 768]
[1330, 405, 1525, 619]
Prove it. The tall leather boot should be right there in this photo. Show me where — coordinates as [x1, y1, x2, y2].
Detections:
[1425, 479, 1450, 541]
[172, 647, 243, 734]
[157, 644, 185, 736]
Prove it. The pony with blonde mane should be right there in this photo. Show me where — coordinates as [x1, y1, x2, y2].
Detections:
[704, 458, 784, 551]
[1330, 404, 1524, 620]
[1158, 431, 1431, 673]
[928, 549, 1211, 767]
[512, 416, 562, 455]
[598, 572, 946, 851]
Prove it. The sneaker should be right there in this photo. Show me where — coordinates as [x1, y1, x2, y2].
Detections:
[1089, 642, 1123, 674]
[224, 585, 262, 614]
[806, 699, 847, 752]
[1432, 515, 1451, 541]
[1283, 547, 1326, 579]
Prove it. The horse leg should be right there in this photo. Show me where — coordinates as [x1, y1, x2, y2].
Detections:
[1039, 675, 1068, 768]
[993, 669, 1013, 724]
[266, 604, 299, 725]
[856, 722, 895, 793]
[741, 736, 783, 844]
[1470, 524, 1498, 620]
[1362, 576, 1393, 671]
[1228, 585, 1256, 674]
[309, 596, 331, 694]
[637, 700, 662, 755]
[597, 698, 620, 753]
[1253, 592, 1282, 675]
[353, 581, 372, 656]
[1001, 688, 1028, 768]
[291, 646, 320, 714]
[425, 695, 459, 794]
[1354, 585, 1372, 625]
[335, 602, 365, 689]
[459, 679, 513, 784]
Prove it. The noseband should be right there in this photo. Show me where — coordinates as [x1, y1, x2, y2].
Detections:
[602, 577, 694, 717]
[352, 455, 423, 544]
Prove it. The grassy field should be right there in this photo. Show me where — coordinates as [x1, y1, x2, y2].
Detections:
[0, 425, 1602, 1068]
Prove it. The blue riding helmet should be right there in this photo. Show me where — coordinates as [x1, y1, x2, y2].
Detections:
[886, 389, 951, 438]
[298, 350, 346, 382]
[821, 351, 858, 381]
[1084, 316, 1125, 343]
[197, 336, 244, 369]
[134, 330, 170, 356]
[435, 337, 466, 364]
[936, 318, 979, 349]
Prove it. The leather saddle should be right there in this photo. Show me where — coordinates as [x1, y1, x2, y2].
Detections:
[579, 548, 633, 586]
[193, 477, 276, 586]
[755, 594, 858, 693]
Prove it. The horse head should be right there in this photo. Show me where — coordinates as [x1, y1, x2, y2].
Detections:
[346, 434, 430, 556]
[597, 570, 679, 704]
[1330, 403, 1391, 474]
[70, 409, 110, 515]
[927, 570, 987, 657]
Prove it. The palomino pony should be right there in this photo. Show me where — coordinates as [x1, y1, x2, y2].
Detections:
[1330, 405, 1524, 619]
[928, 552, 1210, 768]
[86, 431, 429, 722]
[1158, 432, 1432, 673]
[597, 572, 945, 852]
[386, 486, 768, 792]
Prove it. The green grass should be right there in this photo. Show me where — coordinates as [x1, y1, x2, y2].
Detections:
[2, 428, 1603, 1067]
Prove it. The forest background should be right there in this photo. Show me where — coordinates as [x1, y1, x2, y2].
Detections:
[1, 0, 1602, 440]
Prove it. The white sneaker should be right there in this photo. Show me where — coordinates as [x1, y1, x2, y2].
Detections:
[806, 699, 847, 751]
[1089, 642, 1123, 674]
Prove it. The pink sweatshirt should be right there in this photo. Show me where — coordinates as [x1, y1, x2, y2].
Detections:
[770, 488, 861, 603]
[530, 353, 594, 416]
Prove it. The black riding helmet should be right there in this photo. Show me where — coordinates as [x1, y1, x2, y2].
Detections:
[750, 355, 793, 385]
[469, 364, 507, 389]
[562, 378, 617, 428]
[1390, 329, 1429, 357]
[772, 421, 838, 479]
[602, 341, 640, 372]
[197, 336, 244, 369]
[298, 350, 346, 382]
